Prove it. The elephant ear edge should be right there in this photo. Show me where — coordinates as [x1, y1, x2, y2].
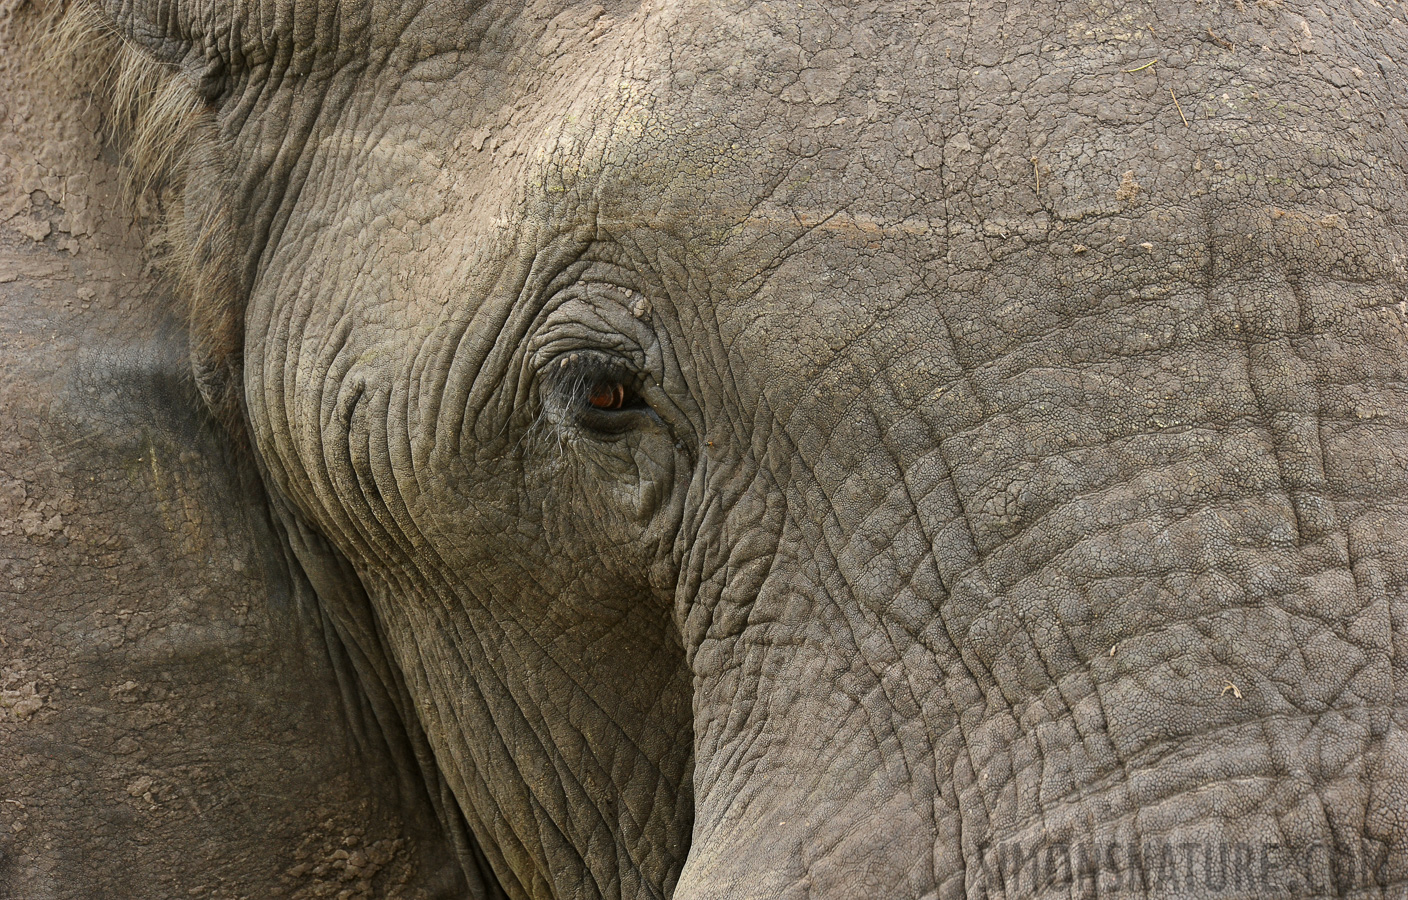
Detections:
[44, 0, 246, 436]
[35, 9, 509, 895]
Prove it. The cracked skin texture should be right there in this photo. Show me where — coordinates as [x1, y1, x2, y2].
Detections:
[9, 0, 1408, 898]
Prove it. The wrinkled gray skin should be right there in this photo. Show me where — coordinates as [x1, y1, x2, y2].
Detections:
[12, 0, 1408, 897]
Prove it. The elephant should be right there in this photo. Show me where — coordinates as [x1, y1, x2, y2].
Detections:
[3, 0, 1408, 896]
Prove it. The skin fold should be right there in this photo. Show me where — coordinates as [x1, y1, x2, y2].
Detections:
[6, 0, 1408, 898]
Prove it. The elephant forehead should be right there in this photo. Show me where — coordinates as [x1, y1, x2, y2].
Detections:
[344, 0, 1407, 243]
[583, 7, 1403, 336]
[552, 1, 1399, 212]
[288, 0, 1406, 364]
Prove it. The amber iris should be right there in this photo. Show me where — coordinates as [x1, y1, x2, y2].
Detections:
[586, 381, 627, 410]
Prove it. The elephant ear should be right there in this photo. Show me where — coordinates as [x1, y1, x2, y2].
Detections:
[48, 0, 259, 435]
[44, 5, 505, 896]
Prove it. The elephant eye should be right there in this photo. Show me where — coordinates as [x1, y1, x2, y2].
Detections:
[580, 376, 646, 416]
[547, 354, 654, 434]
[586, 380, 630, 410]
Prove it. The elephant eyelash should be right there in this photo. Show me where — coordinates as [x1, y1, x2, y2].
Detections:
[547, 353, 652, 434]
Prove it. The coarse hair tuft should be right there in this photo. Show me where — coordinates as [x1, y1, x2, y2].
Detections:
[42, 1, 246, 435]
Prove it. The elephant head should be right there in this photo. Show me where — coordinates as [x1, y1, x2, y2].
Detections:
[69, 0, 1408, 896]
